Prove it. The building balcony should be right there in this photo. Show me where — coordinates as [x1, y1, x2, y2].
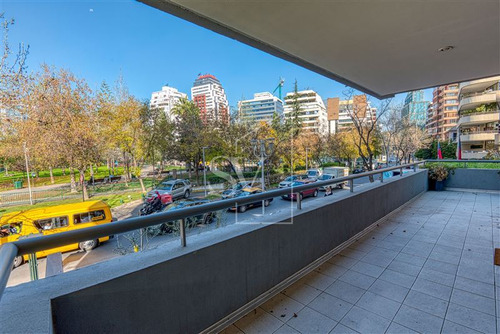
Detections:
[1, 168, 500, 333]
[459, 76, 500, 96]
[458, 91, 500, 112]
[458, 110, 499, 126]
[460, 130, 497, 143]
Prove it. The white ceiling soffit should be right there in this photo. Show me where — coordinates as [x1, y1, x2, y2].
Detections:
[140, 0, 500, 99]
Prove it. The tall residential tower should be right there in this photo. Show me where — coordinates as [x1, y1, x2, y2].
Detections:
[426, 84, 459, 140]
[191, 74, 230, 124]
[150, 85, 188, 120]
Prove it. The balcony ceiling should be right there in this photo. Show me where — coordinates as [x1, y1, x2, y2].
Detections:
[140, 0, 500, 99]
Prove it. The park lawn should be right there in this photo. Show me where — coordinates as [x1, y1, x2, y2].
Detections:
[0, 191, 145, 217]
[0, 166, 125, 191]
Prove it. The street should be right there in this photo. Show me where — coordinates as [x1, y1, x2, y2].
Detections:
[6, 177, 376, 287]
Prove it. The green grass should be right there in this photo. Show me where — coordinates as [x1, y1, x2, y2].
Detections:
[424, 162, 500, 169]
[0, 191, 145, 217]
[0, 166, 125, 191]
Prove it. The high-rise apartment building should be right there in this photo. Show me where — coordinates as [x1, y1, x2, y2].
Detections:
[401, 90, 430, 128]
[150, 85, 188, 120]
[426, 84, 459, 140]
[327, 95, 377, 132]
[283, 90, 329, 135]
[191, 74, 229, 124]
[457, 76, 500, 159]
[237, 92, 283, 123]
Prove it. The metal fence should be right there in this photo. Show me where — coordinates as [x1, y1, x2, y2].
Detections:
[0, 161, 428, 300]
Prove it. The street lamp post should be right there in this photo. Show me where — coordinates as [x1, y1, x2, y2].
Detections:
[305, 147, 309, 171]
[202, 146, 208, 197]
[251, 138, 274, 214]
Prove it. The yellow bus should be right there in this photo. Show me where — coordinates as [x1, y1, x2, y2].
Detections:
[0, 200, 113, 268]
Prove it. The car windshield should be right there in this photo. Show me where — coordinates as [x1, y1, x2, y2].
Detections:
[237, 191, 252, 197]
[157, 183, 173, 191]
[318, 175, 332, 180]
[308, 171, 318, 176]
[284, 176, 297, 182]
[291, 181, 304, 186]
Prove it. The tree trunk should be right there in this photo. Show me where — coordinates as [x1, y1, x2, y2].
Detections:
[4, 164, 8, 176]
[133, 158, 146, 193]
[80, 169, 89, 201]
[49, 167, 55, 184]
[70, 168, 77, 193]
[62, 167, 66, 176]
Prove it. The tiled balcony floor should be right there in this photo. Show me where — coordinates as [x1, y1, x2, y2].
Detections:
[221, 190, 500, 334]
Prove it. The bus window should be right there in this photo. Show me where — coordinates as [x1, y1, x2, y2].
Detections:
[35, 216, 69, 231]
[74, 210, 106, 224]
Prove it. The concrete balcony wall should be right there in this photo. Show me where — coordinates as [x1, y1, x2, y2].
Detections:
[458, 91, 500, 111]
[44, 171, 428, 333]
[458, 111, 500, 126]
[460, 131, 496, 142]
[445, 168, 500, 191]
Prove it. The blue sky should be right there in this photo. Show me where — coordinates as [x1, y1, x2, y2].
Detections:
[2, 0, 431, 109]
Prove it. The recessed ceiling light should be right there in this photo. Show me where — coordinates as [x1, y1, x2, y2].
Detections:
[438, 46, 455, 52]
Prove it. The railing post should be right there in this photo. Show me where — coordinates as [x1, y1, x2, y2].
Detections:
[0, 243, 18, 302]
[400, 168, 403, 177]
[179, 218, 186, 247]
[380, 172, 384, 183]
[296, 193, 302, 210]
[28, 253, 38, 281]
[349, 179, 354, 193]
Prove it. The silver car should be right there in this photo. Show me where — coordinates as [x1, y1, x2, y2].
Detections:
[146, 179, 191, 201]
[278, 174, 308, 188]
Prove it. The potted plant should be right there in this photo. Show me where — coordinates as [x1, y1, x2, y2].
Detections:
[428, 164, 453, 191]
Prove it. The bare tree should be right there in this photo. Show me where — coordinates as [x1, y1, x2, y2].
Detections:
[343, 88, 390, 181]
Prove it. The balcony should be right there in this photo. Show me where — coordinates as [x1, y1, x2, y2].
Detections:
[459, 110, 500, 126]
[225, 190, 499, 334]
[458, 91, 500, 112]
[460, 130, 497, 143]
[1, 165, 499, 333]
[459, 77, 500, 96]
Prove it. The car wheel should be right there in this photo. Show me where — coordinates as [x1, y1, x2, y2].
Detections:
[313, 189, 318, 197]
[13, 256, 23, 268]
[238, 205, 247, 213]
[79, 239, 98, 252]
[264, 199, 270, 207]
[184, 190, 190, 199]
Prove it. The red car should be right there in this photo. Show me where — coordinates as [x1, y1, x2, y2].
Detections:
[281, 178, 319, 201]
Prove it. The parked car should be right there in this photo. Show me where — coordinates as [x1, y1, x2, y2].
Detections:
[228, 187, 273, 213]
[281, 179, 319, 201]
[306, 169, 321, 180]
[278, 174, 308, 188]
[145, 179, 191, 201]
[222, 181, 262, 199]
[147, 199, 215, 235]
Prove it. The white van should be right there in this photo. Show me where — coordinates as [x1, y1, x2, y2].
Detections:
[320, 167, 350, 190]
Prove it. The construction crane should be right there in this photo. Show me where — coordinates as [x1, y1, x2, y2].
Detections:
[272, 78, 285, 100]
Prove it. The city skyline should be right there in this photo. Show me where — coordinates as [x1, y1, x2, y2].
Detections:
[2, 0, 433, 110]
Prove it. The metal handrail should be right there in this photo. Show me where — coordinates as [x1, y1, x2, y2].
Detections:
[0, 161, 424, 301]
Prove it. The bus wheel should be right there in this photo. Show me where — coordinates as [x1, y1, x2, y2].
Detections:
[79, 239, 98, 252]
[13, 256, 24, 268]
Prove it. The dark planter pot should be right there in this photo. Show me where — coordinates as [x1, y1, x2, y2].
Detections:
[435, 180, 445, 191]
